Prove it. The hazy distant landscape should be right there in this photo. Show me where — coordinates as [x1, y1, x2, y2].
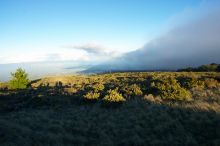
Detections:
[1, 0, 220, 146]
[0, 61, 94, 81]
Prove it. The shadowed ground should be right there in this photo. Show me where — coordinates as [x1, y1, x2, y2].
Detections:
[0, 72, 220, 146]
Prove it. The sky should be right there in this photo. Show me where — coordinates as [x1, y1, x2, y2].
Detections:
[108, 4, 220, 70]
[0, 0, 205, 64]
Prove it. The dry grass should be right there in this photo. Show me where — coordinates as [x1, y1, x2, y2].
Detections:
[1, 72, 220, 145]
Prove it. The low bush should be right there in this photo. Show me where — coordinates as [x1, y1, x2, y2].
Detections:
[151, 77, 192, 101]
[83, 91, 100, 100]
[121, 84, 143, 98]
[92, 83, 105, 92]
[130, 84, 143, 96]
[177, 76, 205, 89]
[103, 89, 126, 103]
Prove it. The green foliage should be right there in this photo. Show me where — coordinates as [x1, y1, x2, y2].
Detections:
[92, 83, 105, 92]
[4, 71, 220, 102]
[177, 76, 205, 89]
[103, 89, 126, 103]
[151, 77, 192, 101]
[9, 68, 29, 89]
[178, 63, 220, 72]
[197, 63, 219, 72]
[83, 91, 100, 100]
[121, 84, 143, 98]
[129, 84, 143, 96]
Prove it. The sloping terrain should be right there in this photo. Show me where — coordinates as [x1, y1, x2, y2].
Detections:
[0, 72, 220, 146]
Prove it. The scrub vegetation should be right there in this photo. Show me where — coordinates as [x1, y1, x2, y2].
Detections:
[0, 70, 220, 146]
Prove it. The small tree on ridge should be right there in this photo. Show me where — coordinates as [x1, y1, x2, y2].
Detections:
[9, 68, 29, 89]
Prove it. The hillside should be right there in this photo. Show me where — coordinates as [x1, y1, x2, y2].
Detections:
[178, 63, 220, 72]
[1, 72, 220, 145]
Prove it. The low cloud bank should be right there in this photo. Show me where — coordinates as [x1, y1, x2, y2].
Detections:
[87, 5, 220, 72]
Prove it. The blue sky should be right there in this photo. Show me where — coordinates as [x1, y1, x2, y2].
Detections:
[0, 0, 207, 64]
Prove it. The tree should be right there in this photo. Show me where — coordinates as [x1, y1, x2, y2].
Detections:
[9, 68, 29, 89]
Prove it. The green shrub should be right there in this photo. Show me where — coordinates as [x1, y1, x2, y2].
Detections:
[130, 84, 143, 96]
[103, 89, 126, 103]
[121, 84, 143, 98]
[92, 83, 105, 92]
[9, 68, 29, 89]
[83, 91, 100, 100]
[177, 76, 205, 89]
[151, 77, 192, 101]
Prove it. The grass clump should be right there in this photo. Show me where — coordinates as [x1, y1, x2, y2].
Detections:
[144, 94, 162, 103]
[203, 78, 219, 89]
[103, 89, 126, 103]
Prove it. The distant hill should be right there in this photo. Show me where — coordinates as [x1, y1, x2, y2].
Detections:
[177, 63, 220, 72]
[83, 63, 220, 73]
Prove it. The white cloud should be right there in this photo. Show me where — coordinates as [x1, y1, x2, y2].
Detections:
[0, 43, 122, 64]
[0, 50, 89, 64]
[70, 44, 108, 55]
[0, 53, 46, 64]
[65, 43, 122, 58]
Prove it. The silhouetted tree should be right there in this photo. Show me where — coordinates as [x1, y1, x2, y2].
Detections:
[9, 68, 29, 89]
